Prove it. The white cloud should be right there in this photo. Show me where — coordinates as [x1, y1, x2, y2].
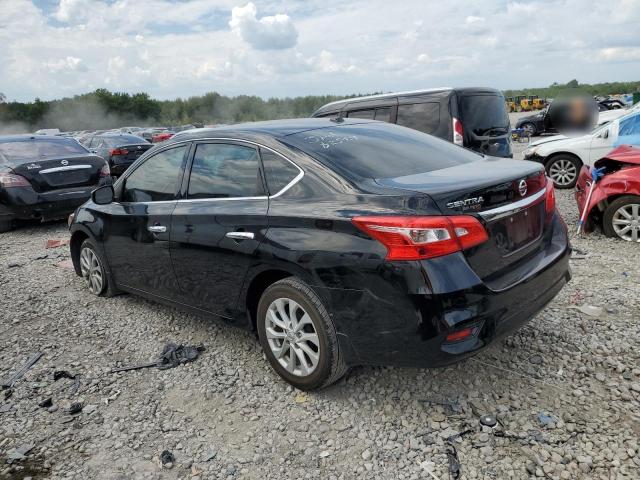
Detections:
[45, 56, 85, 73]
[465, 15, 485, 24]
[229, 2, 298, 50]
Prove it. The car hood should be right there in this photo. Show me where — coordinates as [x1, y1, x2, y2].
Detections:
[529, 133, 591, 148]
[596, 145, 640, 166]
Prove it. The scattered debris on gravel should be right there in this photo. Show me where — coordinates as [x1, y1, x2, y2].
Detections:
[1, 147, 639, 478]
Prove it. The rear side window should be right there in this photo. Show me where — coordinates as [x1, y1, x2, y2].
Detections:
[187, 143, 263, 199]
[281, 123, 478, 180]
[459, 95, 510, 136]
[0, 139, 88, 161]
[122, 145, 187, 202]
[374, 107, 391, 122]
[396, 103, 440, 134]
[261, 149, 300, 194]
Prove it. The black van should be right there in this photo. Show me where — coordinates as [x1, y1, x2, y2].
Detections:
[311, 88, 512, 158]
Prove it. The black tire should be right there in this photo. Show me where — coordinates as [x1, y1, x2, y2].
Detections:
[602, 195, 640, 242]
[545, 155, 582, 189]
[79, 239, 118, 297]
[257, 277, 348, 390]
[521, 122, 537, 136]
[0, 220, 13, 233]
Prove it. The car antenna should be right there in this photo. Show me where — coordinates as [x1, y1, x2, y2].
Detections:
[329, 115, 344, 123]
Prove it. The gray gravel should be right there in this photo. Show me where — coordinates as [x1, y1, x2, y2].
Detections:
[1, 175, 639, 479]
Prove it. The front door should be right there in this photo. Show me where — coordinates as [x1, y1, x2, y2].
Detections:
[170, 141, 269, 318]
[103, 144, 189, 298]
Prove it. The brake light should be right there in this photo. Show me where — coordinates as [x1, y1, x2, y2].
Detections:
[545, 179, 555, 215]
[446, 327, 474, 342]
[109, 148, 128, 156]
[452, 117, 464, 146]
[0, 173, 30, 188]
[99, 163, 111, 177]
[351, 215, 488, 260]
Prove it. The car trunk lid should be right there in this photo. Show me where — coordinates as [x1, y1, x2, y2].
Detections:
[375, 157, 550, 280]
[10, 153, 104, 192]
[111, 143, 152, 162]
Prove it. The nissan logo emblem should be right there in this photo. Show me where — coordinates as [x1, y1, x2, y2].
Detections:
[518, 179, 527, 197]
[61, 159, 69, 166]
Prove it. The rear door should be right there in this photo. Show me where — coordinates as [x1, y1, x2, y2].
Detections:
[170, 141, 269, 317]
[103, 144, 189, 298]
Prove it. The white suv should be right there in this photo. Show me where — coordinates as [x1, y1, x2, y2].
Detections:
[523, 105, 640, 188]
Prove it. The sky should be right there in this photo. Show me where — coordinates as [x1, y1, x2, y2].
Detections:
[1, 0, 639, 102]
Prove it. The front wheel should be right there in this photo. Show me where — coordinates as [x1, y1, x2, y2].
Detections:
[521, 122, 536, 136]
[603, 196, 640, 242]
[79, 239, 118, 296]
[257, 277, 348, 390]
[546, 155, 581, 189]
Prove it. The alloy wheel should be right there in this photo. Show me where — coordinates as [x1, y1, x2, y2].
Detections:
[522, 123, 535, 135]
[79, 246, 104, 294]
[612, 203, 640, 242]
[548, 159, 577, 186]
[265, 297, 320, 377]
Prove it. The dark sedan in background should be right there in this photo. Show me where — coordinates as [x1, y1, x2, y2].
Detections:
[82, 134, 152, 176]
[0, 135, 108, 232]
[69, 119, 570, 390]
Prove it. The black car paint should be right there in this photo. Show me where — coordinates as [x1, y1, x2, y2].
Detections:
[0, 135, 106, 223]
[85, 134, 152, 176]
[515, 110, 554, 136]
[311, 88, 513, 158]
[70, 119, 570, 368]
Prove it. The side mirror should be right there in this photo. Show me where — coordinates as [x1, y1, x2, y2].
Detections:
[92, 185, 114, 205]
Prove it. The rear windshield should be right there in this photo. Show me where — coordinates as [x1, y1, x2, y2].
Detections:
[280, 122, 479, 179]
[0, 138, 88, 162]
[102, 135, 148, 146]
[459, 94, 510, 136]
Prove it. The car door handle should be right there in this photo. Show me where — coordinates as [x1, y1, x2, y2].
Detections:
[226, 231, 254, 240]
[148, 225, 167, 233]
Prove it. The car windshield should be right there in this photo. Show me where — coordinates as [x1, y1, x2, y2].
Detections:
[280, 122, 480, 180]
[459, 94, 510, 136]
[0, 139, 87, 162]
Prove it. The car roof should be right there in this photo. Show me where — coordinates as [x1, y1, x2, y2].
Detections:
[313, 87, 503, 114]
[165, 118, 377, 143]
[0, 134, 77, 143]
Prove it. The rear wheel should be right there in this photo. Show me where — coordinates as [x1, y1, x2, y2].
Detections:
[0, 220, 12, 233]
[603, 196, 640, 242]
[257, 277, 347, 390]
[546, 155, 581, 189]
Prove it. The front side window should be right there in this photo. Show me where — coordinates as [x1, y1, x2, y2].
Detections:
[122, 145, 187, 202]
[187, 143, 263, 199]
[347, 109, 375, 120]
[396, 102, 440, 134]
[260, 149, 300, 194]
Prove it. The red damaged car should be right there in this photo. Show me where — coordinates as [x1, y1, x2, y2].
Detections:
[575, 145, 640, 242]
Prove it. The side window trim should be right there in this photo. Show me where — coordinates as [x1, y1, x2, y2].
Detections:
[116, 143, 191, 204]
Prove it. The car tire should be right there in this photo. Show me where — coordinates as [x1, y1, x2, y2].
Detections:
[545, 155, 581, 189]
[602, 195, 640, 242]
[0, 220, 13, 233]
[79, 239, 118, 297]
[257, 277, 348, 390]
[521, 122, 537, 136]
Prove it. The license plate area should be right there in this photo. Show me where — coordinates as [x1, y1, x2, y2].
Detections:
[487, 202, 544, 257]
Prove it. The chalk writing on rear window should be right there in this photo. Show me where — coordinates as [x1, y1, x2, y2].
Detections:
[304, 132, 358, 149]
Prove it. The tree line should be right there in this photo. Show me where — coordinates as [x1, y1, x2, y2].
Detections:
[0, 79, 638, 132]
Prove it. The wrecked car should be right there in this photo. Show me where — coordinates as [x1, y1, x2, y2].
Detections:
[575, 145, 640, 242]
[0, 135, 109, 233]
[69, 118, 570, 390]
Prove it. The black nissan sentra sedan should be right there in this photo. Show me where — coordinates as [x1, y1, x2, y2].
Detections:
[68, 119, 570, 390]
[0, 135, 109, 233]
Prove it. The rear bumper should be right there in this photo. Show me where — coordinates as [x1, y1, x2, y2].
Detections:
[320, 213, 571, 367]
[0, 184, 96, 222]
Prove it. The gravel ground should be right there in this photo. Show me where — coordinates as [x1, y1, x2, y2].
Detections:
[1, 155, 639, 479]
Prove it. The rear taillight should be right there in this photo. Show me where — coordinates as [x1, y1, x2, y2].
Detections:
[351, 215, 488, 261]
[99, 164, 111, 177]
[0, 173, 30, 188]
[452, 117, 464, 146]
[545, 179, 555, 215]
[109, 148, 128, 156]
